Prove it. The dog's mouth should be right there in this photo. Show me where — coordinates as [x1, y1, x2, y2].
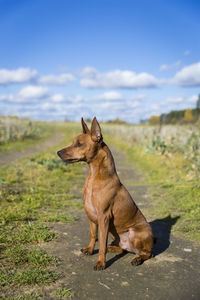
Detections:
[63, 158, 79, 164]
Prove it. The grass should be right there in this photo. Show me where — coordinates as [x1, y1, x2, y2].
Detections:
[0, 292, 40, 300]
[5, 246, 57, 266]
[0, 223, 56, 244]
[0, 117, 54, 154]
[0, 267, 59, 287]
[54, 288, 74, 299]
[0, 122, 83, 296]
[104, 131, 200, 243]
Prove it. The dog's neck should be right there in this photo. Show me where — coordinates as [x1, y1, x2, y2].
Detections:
[88, 142, 117, 179]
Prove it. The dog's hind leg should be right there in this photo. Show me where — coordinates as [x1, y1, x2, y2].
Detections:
[131, 251, 152, 266]
[107, 245, 124, 253]
[129, 229, 154, 266]
[81, 221, 98, 255]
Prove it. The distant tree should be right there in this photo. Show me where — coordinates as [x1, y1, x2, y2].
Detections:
[160, 110, 185, 124]
[197, 94, 200, 112]
[140, 119, 148, 124]
[182, 108, 194, 123]
[148, 115, 160, 125]
[107, 117, 127, 124]
[85, 118, 92, 123]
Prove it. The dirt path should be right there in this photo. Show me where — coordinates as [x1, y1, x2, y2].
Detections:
[39, 145, 200, 300]
[0, 130, 64, 168]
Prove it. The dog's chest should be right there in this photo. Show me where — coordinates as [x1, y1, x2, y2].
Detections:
[83, 177, 99, 223]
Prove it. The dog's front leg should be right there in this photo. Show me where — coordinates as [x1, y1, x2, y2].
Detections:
[94, 212, 109, 271]
[81, 220, 98, 255]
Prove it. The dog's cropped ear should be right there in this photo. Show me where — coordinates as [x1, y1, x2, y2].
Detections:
[91, 117, 102, 142]
[81, 117, 90, 134]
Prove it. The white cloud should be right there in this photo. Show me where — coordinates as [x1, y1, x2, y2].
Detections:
[80, 67, 97, 77]
[0, 68, 37, 84]
[184, 50, 190, 56]
[187, 94, 198, 103]
[160, 60, 181, 71]
[93, 91, 122, 100]
[50, 94, 82, 103]
[127, 100, 141, 108]
[165, 96, 184, 103]
[130, 94, 146, 101]
[0, 94, 14, 102]
[80, 67, 159, 89]
[38, 73, 75, 85]
[163, 94, 198, 106]
[172, 62, 200, 86]
[50, 94, 65, 102]
[18, 85, 50, 99]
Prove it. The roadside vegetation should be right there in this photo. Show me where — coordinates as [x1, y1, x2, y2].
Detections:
[0, 122, 83, 299]
[0, 116, 54, 153]
[103, 120, 200, 242]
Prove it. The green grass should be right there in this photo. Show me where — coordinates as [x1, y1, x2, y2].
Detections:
[0, 122, 83, 296]
[0, 267, 59, 286]
[54, 288, 74, 299]
[0, 223, 55, 244]
[5, 246, 57, 266]
[105, 134, 200, 242]
[0, 292, 40, 300]
[0, 121, 54, 154]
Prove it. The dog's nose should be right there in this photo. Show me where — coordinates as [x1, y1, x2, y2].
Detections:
[57, 150, 62, 158]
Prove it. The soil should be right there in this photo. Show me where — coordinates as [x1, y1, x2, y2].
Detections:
[0, 130, 64, 167]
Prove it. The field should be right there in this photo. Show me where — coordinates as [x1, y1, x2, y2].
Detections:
[0, 116, 54, 154]
[0, 120, 83, 299]
[103, 121, 200, 241]
[0, 117, 200, 299]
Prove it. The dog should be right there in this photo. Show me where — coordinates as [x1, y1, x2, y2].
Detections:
[57, 117, 154, 270]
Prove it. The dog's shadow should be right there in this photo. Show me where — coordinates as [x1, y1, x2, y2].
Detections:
[150, 214, 180, 256]
[105, 214, 179, 268]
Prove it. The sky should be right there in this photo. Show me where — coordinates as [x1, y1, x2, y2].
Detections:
[0, 0, 200, 123]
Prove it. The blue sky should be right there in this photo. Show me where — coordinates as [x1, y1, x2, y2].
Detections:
[0, 0, 200, 122]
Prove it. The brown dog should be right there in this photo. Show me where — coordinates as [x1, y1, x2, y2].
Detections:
[57, 117, 154, 270]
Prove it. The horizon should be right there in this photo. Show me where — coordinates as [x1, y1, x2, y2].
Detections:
[0, 0, 200, 123]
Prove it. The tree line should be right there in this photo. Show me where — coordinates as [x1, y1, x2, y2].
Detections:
[147, 94, 200, 125]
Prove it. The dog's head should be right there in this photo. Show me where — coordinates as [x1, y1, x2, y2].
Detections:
[57, 117, 103, 164]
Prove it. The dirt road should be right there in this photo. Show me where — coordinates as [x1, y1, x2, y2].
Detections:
[0, 130, 64, 167]
[40, 145, 200, 300]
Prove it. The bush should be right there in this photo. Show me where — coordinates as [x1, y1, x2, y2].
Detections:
[0, 116, 43, 144]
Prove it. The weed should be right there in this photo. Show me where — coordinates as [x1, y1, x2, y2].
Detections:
[54, 288, 74, 299]
[41, 212, 76, 223]
[0, 117, 54, 153]
[0, 292, 40, 300]
[5, 246, 57, 266]
[2, 223, 56, 245]
[35, 158, 67, 171]
[0, 267, 59, 286]
[146, 136, 167, 154]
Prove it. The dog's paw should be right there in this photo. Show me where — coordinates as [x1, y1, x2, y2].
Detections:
[81, 247, 93, 255]
[93, 260, 106, 271]
[131, 257, 143, 266]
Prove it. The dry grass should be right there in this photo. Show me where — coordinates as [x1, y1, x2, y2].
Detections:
[0, 116, 45, 144]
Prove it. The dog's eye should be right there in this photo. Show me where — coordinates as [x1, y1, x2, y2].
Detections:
[76, 142, 83, 147]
